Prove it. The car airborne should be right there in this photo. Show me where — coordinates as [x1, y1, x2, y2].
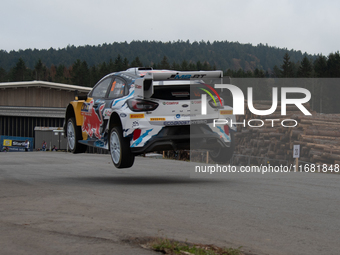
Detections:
[64, 67, 236, 168]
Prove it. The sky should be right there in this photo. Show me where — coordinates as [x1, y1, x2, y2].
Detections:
[1, 0, 339, 55]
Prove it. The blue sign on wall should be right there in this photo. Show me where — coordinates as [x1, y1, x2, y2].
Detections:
[0, 136, 34, 152]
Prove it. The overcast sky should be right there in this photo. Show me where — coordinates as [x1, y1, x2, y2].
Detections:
[1, 0, 339, 55]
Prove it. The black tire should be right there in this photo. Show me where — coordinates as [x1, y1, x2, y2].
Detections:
[210, 131, 235, 163]
[109, 126, 135, 168]
[66, 117, 87, 153]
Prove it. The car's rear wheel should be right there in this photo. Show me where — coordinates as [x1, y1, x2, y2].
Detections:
[209, 131, 235, 163]
[110, 126, 135, 168]
[67, 117, 87, 153]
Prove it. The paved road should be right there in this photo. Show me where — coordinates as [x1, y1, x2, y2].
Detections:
[0, 152, 339, 255]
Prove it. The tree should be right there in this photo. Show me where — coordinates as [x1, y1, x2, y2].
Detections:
[131, 56, 143, 67]
[34, 59, 44, 80]
[11, 58, 31, 81]
[254, 68, 265, 78]
[298, 55, 313, 77]
[55, 64, 67, 83]
[272, 65, 281, 78]
[0, 67, 7, 82]
[280, 52, 294, 77]
[171, 61, 180, 70]
[122, 57, 129, 70]
[71, 59, 90, 86]
[327, 52, 340, 77]
[159, 56, 170, 69]
[99, 61, 109, 78]
[313, 55, 327, 77]
[202, 61, 211, 70]
[114, 55, 123, 71]
[181, 60, 189, 70]
[196, 60, 202, 70]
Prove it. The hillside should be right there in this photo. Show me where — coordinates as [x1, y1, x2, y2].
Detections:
[0, 40, 313, 72]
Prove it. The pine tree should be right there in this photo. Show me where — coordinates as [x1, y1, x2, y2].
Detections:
[11, 58, 30, 81]
[34, 59, 44, 80]
[159, 56, 170, 69]
[313, 55, 327, 77]
[298, 55, 313, 77]
[327, 52, 340, 77]
[114, 55, 123, 71]
[281, 52, 294, 77]
[131, 57, 143, 67]
[181, 60, 189, 70]
[0, 67, 7, 82]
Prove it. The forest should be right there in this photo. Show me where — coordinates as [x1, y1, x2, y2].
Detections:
[0, 40, 326, 85]
[1, 40, 340, 113]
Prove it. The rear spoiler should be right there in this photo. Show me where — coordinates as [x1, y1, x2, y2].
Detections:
[134, 70, 223, 98]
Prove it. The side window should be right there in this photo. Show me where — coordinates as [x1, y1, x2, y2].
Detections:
[91, 78, 112, 98]
[108, 77, 126, 99]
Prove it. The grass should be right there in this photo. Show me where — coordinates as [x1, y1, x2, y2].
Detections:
[147, 237, 243, 255]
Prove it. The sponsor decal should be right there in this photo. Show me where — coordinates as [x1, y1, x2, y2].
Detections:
[3, 139, 27, 147]
[103, 109, 112, 117]
[81, 103, 90, 113]
[82, 100, 105, 139]
[120, 113, 127, 118]
[172, 92, 189, 97]
[135, 85, 142, 89]
[193, 90, 201, 97]
[182, 104, 189, 108]
[191, 119, 207, 124]
[167, 74, 207, 80]
[12, 140, 26, 147]
[130, 114, 145, 119]
[162, 102, 179, 105]
[174, 114, 196, 120]
[164, 120, 207, 126]
[110, 81, 116, 91]
[191, 100, 201, 104]
[3, 139, 12, 146]
[150, 118, 166, 121]
[220, 110, 233, 115]
[132, 121, 139, 128]
[164, 121, 190, 125]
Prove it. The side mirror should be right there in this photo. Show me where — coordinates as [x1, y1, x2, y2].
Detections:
[74, 90, 88, 100]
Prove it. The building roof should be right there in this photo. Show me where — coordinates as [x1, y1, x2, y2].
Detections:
[0, 81, 92, 93]
[0, 106, 65, 118]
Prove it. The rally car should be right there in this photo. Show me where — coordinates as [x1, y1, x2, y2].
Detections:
[64, 67, 236, 168]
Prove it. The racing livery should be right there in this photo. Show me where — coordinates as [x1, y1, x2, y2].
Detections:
[64, 68, 236, 168]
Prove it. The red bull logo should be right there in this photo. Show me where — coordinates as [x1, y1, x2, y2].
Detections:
[82, 100, 105, 139]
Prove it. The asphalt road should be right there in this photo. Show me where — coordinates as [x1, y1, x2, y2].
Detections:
[0, 152, 339, 255]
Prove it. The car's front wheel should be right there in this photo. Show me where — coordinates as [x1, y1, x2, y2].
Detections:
[66, 117, 87, 153]
[109, 126, 135, 168]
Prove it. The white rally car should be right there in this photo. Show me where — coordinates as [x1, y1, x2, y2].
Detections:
[64, 68, 236, 168]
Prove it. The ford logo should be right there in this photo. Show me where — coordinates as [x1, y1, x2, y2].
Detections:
[182, 104, 189, 108]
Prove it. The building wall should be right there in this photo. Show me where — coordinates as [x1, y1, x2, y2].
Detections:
[0, 87, 76, 107]
[0, 83, 107, 153]
[0, 116, 64, 138]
